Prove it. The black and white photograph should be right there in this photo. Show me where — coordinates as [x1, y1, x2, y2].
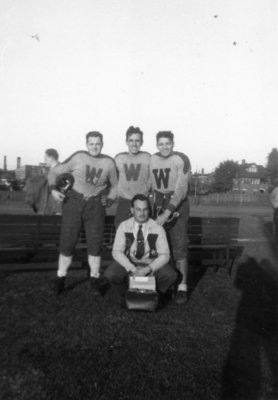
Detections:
[0, 0, 277, 399]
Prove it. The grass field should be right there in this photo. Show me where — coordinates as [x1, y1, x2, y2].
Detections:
[0, 201, 278, 400]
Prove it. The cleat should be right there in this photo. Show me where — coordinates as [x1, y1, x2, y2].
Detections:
[90, 277, 102, 297]
[174, 291, 188, 304]
[55, 277, 65, 295]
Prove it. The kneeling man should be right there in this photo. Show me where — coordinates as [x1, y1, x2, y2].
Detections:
[104, 194, 177, 300]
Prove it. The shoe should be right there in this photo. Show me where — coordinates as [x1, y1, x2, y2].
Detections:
[55, 277, 65, 295]
[174, 290, 188, 304]
[90, 277, 102, 297]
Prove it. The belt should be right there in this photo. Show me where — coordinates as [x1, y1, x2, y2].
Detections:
[69, 189, 103, 202]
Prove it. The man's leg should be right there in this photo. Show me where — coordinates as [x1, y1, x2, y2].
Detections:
[56, 192, 83, 294]
[84, 196, 105, 295]
[169, 199, 190, 303]
[114, 198, 132, 230]
[103, 261, 129, 304]
[154, 264, 177, 294]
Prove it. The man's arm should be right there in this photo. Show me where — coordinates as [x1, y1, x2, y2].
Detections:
[112, 224, 137, 273]
[102, 159, 118, 207]
[156, 154, 190, 226]
[270, 187, 278, 208]
[167, 154, 191, 212]
[48, 157, 75, 202]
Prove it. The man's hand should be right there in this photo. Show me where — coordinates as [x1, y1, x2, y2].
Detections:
[156, 210, 171, 226]
[101, 195, 113, 207]
[51, 189, 65, 203]
[132, 266, 151, 277]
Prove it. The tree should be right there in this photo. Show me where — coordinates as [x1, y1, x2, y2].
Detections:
[266, 148, 278, 185]
[213, 160, 240, 193]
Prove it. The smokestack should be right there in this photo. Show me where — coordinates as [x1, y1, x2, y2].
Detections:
[4, 155, 7, 171]
[16, 157, 21, 169]
[201, 168, 204, 174]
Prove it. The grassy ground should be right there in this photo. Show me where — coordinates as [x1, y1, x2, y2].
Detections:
[0, 201, 278, 399]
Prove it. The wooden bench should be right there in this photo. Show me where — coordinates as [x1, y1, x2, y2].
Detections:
[187, 217, 240, 274]
[0, 215, 240, 274]
[0, 214, 115, 264]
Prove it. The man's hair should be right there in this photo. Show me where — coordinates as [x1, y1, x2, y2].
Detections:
[45, 148, 59, 161]
[126, 126, 143, 141]
[131, 194, 150, 208]
[86, 131, 103, 143]
[156, 131, 174, 143]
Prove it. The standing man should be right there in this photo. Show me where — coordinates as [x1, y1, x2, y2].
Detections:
[25, 148, 61, 215]
[114, 126, 151, 229]
[44, 148, 62, 215]
[104, 194, 177, 303]
[150, 131, 191, 304]
[48, 131, 118, 295]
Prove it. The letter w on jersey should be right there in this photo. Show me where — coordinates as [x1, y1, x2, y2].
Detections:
[152, 168, 171, 189]
[124, 164, 141, 181]
[86, 166, 103, 185]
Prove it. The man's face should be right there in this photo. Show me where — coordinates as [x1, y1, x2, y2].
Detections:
[157, 138, 174, 157]
[126, 133, 143, 155]
[87, 136, 103, 156]
[131, 199, 149, 224]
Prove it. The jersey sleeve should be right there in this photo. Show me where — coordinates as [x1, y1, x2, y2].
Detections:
[167, 154, 191, 212]
[270, 187, 278, 208]
[107, 159, 118, 200]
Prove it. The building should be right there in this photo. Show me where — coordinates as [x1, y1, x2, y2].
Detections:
[15, 165, 48, 182]
[232, 160, 268, 194]
[190, 169, 215, 195]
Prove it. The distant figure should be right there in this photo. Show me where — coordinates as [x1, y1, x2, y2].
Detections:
[269, 178, 278, 241]
[25, 148, 61, 215]
[44, 148, 59, 169]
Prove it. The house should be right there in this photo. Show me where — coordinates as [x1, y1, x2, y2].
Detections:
[190, 169, 215, 195]
[232, 160, 268, 194]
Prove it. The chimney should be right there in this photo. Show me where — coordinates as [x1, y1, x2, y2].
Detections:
[16, 157, 21, 169]
[242, 159, 246, 165]
[4, 155, 7, 171]
[201, 168, 204, 175]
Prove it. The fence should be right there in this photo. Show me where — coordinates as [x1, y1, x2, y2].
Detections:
[190, 193, 271, 206]
[0, 190, 272, 207]
[0, 191, 25, 202]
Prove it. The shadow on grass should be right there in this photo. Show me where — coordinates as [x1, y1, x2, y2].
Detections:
[187, 263, 208, 299]
[222, 257, 278, 400]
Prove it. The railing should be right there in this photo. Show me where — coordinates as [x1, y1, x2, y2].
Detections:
[190, 193, 271, 206]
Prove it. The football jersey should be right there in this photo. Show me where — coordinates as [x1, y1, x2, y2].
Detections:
[150, 151, 191, 212]
[48, 151, 118, 199]
[115, 151, 151, 199]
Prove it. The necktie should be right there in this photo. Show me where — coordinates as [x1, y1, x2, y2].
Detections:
[135, 224, 145, 259]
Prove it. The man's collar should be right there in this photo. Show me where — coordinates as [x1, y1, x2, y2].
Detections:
[133, 219, 149, 228]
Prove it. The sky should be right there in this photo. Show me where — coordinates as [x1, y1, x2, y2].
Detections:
[0, 0, 277, 173]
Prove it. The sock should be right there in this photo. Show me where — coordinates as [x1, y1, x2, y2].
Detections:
[178, 283, 188, 292]
[88, 255, 101, 278]
[57, 254, 72, 277]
